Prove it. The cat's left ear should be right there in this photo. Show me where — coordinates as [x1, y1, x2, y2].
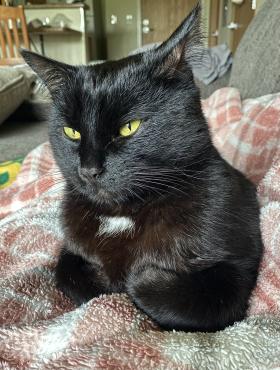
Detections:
[21, 49, 75, 96]
[150, 2, 202, 77]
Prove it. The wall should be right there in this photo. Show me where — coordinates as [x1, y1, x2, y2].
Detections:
[102, 0, 140, 60]
[255, 0, 266, 12]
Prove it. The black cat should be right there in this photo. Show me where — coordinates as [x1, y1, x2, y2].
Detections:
[22, 4, 263, 332]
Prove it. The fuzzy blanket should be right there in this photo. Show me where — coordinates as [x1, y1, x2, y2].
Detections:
[0, 88, 280, 369]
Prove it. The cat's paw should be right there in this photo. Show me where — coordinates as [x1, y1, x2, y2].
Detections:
[126, 262, 248, 332]
[55, 249, 108, 305]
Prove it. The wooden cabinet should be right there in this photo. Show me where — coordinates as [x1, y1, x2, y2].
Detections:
[24, 3, 95, 65]
[206, 0, 255, 53]
[141, 0, 197, 45]
[102, 0, 209, 61]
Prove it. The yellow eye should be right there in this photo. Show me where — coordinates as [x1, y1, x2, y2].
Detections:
[63, 127, 81, 141]
[119, 120, 141, 137]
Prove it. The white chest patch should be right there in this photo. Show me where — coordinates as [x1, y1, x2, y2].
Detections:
[97, 216, 135, 237]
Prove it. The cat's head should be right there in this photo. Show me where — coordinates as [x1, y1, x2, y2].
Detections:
[22, 3, 211, 208]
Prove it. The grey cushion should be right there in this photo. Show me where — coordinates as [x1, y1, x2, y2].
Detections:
[0, 66, 36, 125]
[229, 0, 280, 99]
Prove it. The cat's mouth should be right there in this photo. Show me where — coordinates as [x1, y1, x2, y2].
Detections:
[96, 188, 112, 200]
[92, 186, 116, 204]
[78, 184, 116, 206]
[77, 176, 135, 207]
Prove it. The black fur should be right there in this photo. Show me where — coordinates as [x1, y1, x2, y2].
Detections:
[22, 4, 263, 332]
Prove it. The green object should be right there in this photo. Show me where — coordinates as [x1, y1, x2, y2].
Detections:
[0, 157, 24, 189]
[0, 171, 9, 186]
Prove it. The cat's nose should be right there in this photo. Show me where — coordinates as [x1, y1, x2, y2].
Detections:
[78, 167, 103, 182]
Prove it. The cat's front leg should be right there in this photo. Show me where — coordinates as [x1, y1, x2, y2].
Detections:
[126, 262, 249, 332]
[55, 248, 109, 305]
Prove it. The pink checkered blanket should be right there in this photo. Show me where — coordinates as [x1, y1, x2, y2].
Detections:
[0, 88, 280, 369]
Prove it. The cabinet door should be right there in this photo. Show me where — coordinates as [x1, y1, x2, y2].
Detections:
[218, 0, 254, 53]
[141, 0, 197, 46]
[104, 0, 141, 60]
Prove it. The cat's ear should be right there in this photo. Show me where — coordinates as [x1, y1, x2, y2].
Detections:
[150, 2, 201, 77]
[21, 49, 75, 95]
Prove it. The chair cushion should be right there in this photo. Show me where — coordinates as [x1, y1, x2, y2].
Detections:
[229, 0, 280, 99]
[0, 65, 36, 125]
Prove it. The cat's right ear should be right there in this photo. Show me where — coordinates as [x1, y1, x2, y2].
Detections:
[147, 3, 202, 78]
[21, 49, 75, 96]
